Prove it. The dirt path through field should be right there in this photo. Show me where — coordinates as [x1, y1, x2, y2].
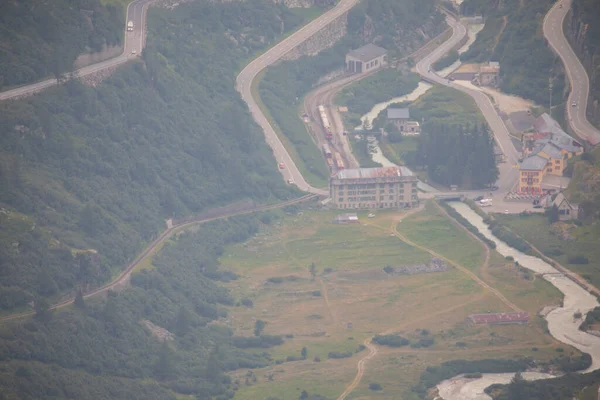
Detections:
[336, 337, 377, 400]
[336, 205, 523, 399]
[318, 277, 338, 324]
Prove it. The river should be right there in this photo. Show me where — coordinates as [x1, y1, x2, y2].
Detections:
[435, 202, 600, 400]
[355, 81, 433, 131]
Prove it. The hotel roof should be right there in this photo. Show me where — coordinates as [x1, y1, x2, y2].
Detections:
[533, 143, 563, 159]
[520, 155, 548, 171]
[336, 166, 414, 180]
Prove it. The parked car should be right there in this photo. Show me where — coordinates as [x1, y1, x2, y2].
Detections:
[490, 185, 499, 191]
[533, 204, 543, 209]
[474, 195, 484, 202]
[368, 213, 375, 218]
[287, 178, 294, 184]
[504, 210, 509, 214]
[279, 162, 285, 169]
[572, 101, 577, 107]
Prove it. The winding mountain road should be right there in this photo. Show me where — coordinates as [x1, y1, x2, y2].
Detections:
[0, 0, 153, 101]
[543, 0, 600, 146]
[236, 0, 361, 196]
[0, 195, 316, 323]
[416, 16, 520, 194]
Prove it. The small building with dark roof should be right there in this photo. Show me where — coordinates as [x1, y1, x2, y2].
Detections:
[387, 108, 420, 134]
[346, 44, 387, 74]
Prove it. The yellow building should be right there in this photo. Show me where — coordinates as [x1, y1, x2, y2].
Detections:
[518, 114, 584, 194]
[518, 142, 583, 193]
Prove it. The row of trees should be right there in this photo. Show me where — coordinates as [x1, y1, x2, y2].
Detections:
[414, 122, 499, 188]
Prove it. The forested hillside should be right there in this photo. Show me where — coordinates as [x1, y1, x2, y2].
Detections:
[0, 213, 283, 399]
[460, 0, 565, 107]
[0, 0, 300, 311]
[259, 0, 446, 184]
[0, 0, 123, 89]
[0, 0, 307, 397]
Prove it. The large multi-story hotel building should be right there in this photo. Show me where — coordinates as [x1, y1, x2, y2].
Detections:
[329, 167, 419, 209]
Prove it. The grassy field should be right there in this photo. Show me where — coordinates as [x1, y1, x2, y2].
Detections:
[497, 214, 600, 290]
[380, 136, 418, 166]
[217, 205, 566, 399]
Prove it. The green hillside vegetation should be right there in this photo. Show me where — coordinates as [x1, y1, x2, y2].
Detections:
[487, 370, 600, 400]
[566, 147, 600, 221]
[335, 68, 420, 116]
[460, 0, 565, 107]
[0, 0, 302, 311]
[571, 0, 600, 126]
[0, 0, 123, 89]
[259, 0, 445, 185]
[0, 214, 281, 399]
[432, 49, 459, 71]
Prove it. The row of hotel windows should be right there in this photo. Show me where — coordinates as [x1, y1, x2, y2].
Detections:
[341, 195, 399, 203]
[341, 183, 416, 190]
[338, 202, 411, 209]
[341, 190, 401, 196]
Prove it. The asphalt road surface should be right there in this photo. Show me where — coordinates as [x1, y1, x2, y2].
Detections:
[0, 0, 153, 102]
[416, 16, 520, 194]
[236, 0, 360, 196]
[543, 0, 600, 146]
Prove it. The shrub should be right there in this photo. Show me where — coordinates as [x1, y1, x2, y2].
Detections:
[311, 291, 321, 297]
[241, 298, 253, 308]
[383, 265, 394, 274]
[327, 351, 353, 359]
[369, 382, 383, 391]
[372, 334, 409, 347]
[568, 255, 589, 265]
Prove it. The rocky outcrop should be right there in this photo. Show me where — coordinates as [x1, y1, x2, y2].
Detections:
[281, 11, 348, 60]
[73, 45, 122, 70]
[79, 65, 119, 87]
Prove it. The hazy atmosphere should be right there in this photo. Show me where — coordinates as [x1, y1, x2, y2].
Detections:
[1, 0, 600, 399]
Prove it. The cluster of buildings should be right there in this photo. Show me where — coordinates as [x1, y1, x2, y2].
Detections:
[449, 61, 500, 88]
[329, 166, 419, 210]
[518, 113, 583, 194]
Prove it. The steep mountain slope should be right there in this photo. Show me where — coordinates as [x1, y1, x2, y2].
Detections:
[460, 0, 565, 107]
[568, 0, 600, 128]
[0, 0, 123, 89]
[0, 0, 300, 311]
